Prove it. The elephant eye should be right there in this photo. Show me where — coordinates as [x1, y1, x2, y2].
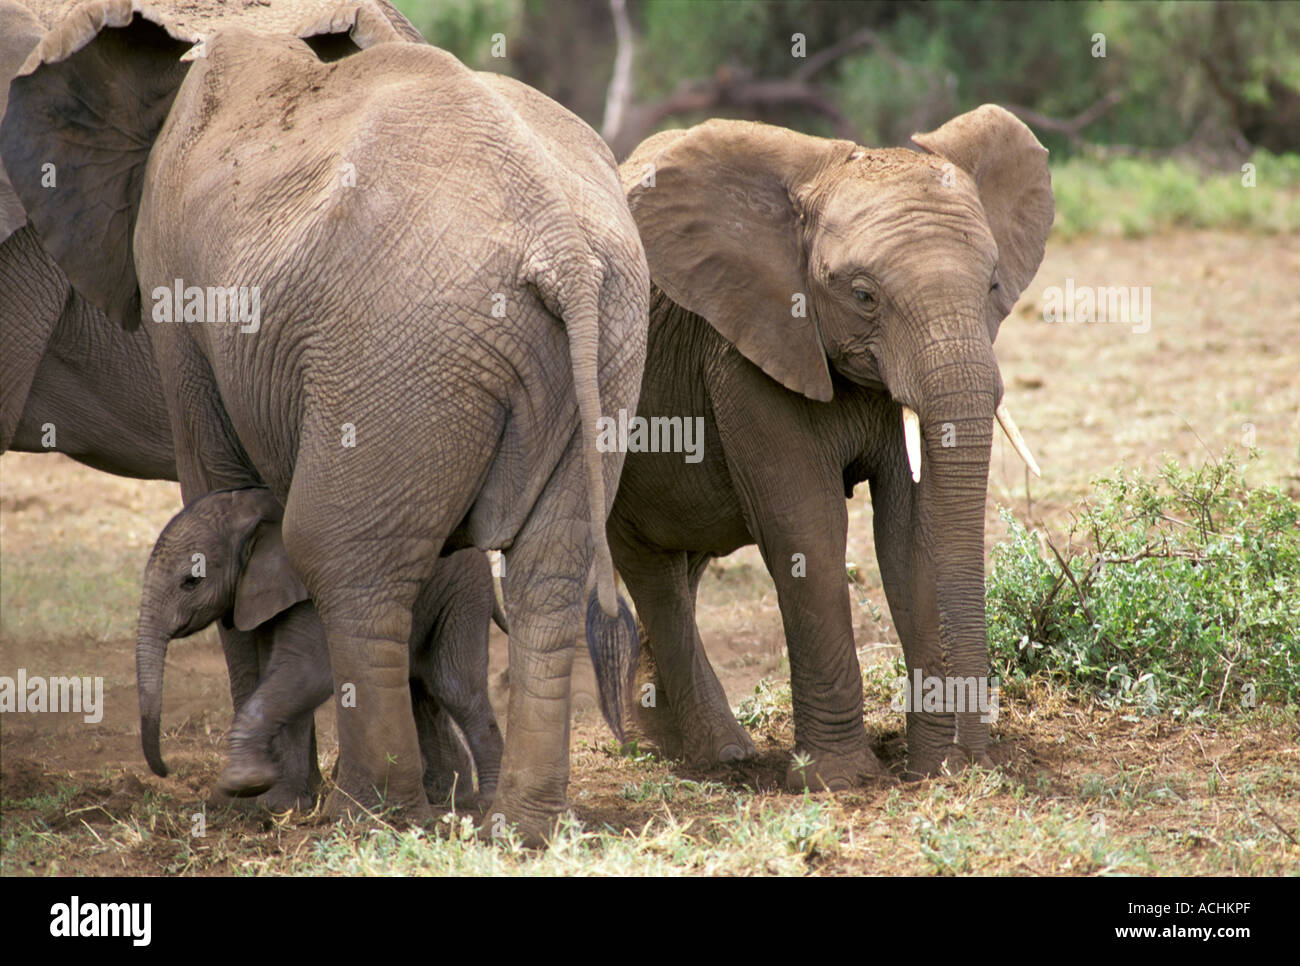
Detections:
[181, 574, 200, 590]
[852, 287, 876, 305]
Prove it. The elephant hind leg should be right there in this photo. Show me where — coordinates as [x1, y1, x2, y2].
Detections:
[411, 684, 479, 809]
[608, 532, 755, 767]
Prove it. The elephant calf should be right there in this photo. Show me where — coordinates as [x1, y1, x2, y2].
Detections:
[609, 108, 1051, 789]
[136, 487, 503, 809]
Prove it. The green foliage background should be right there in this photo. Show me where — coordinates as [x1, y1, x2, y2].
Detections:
[393, 0, 1300, 159]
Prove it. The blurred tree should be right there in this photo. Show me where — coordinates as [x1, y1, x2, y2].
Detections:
[394, 0, 522, 68]
[391, 0, 1299, 165]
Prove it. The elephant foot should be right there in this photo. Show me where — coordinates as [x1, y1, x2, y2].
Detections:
[903, 744, 993, 781]
[681, 716, 758, 768]
[256, 782, 318, 813]
[218, 750, 279, 799]
[477, 801, 558, 849]
[424, 771, 480, 810]
[639, 693, 756, 767]
[784, 743, 887, 793]
[324, 762, 432, 825]
[480, 776, 568, 848]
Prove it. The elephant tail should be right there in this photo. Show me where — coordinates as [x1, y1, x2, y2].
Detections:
[529, 245, 639, 739]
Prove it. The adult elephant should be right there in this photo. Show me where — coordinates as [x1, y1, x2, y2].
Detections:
[0, 0, 424, 812]
[0, 0, 420, 458]
[608, 112, 1051, 788]
[2, 2, 647, 842]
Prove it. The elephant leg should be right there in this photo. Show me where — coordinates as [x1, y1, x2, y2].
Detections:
[608, 531, 753, 766]
[421, 619, 503, 805]
[489, 436, 595, 846]
[716, 413, 883, 791]
[246, 626, 322, 811]
[220, 603, 332, 802]
[411, 687, 478, 809]
[277, 439, 487, 825]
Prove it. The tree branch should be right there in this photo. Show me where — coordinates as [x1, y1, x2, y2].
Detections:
[1004, 91, 1123, 147]
[600, 0, 635, 143]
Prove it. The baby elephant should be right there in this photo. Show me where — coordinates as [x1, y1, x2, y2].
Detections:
[136, 487, 503, 808]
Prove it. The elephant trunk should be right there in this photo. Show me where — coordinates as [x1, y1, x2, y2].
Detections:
[136, 591, 172, 778]
[907, 335, 999, 772]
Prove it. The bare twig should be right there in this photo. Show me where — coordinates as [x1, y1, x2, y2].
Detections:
[1004, 91, 1122, 148]
[791, 27, 902, 82]
[601, 0, 635, 143]
[1255, 801, 1299, 846]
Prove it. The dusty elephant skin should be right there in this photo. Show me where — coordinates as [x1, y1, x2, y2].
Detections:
[0, 0, 451, 816]
[2, 5, 648, 843]
[0, 0, 317, 812]
[608, 112, 1052, 788]
[136, 487, 503, 810]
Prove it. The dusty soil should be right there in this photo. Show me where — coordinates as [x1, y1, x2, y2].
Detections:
[2, 229, 1297, 874]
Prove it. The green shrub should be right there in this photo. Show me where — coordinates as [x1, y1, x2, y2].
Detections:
[1051, 153, 1300, 238]
[987, 452, 1300, 713]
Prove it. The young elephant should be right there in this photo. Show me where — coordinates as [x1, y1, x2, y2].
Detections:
[136, 487, 503, 808]
[609, 109, 1052, 788]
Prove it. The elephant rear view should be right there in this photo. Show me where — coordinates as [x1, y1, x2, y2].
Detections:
[2, 3, 649, 843]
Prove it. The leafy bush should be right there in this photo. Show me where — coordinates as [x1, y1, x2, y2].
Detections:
[987, 452, 1300, 714]
[1051, 152, 1300, 238]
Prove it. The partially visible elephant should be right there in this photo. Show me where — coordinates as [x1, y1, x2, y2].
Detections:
[3, 3, 648, 841]
[607, 111, 1051, 788]
[0, 0, 436, 813]
[0, 0, 419, 460]
[137, 487, 504, 808]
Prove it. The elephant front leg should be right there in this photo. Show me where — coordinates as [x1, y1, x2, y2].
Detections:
[422, 649, 503, 806]
[724, 453, 884, 790]
[608, 535, 755, 767]
[754, 513, 886, 791]
[220, 604, 333, 803]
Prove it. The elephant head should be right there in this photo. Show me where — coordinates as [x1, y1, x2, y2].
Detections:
[137, 487, 308, 777]
[622, 107, 1052, 771]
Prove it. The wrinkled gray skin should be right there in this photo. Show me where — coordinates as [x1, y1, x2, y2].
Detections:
[0, 0, 170, 471]
[0, 0, 298, 810]
[608, 113, 1052, 788]
[3, 4, 648, 843]
[137, 487, 503, 808]
[0, 0, 383, 814]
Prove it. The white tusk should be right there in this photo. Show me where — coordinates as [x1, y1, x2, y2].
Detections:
[995, 401, 1041, 478]
[902, 406, 922, 483]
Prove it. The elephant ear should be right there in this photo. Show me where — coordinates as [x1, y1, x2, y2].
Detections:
[622, 119, 859, 403]
[0, 0, 50, 243]
[0, 0, 420, 328]
[911, 104, 1054, 336]
[233, 521, 310, 633]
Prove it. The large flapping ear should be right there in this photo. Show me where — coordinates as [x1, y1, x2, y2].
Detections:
[0, 0, 51, 242]
[0, 0, 422, 328]
[621, 119, 859, 403]
[233, 522, 310, 632]
[229, 491, 309, 631]
[911, 105, 1054, 336]
[0, 1, 199, 329]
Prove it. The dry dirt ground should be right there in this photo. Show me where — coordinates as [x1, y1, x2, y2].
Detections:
[1, 229, 1297, 874]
